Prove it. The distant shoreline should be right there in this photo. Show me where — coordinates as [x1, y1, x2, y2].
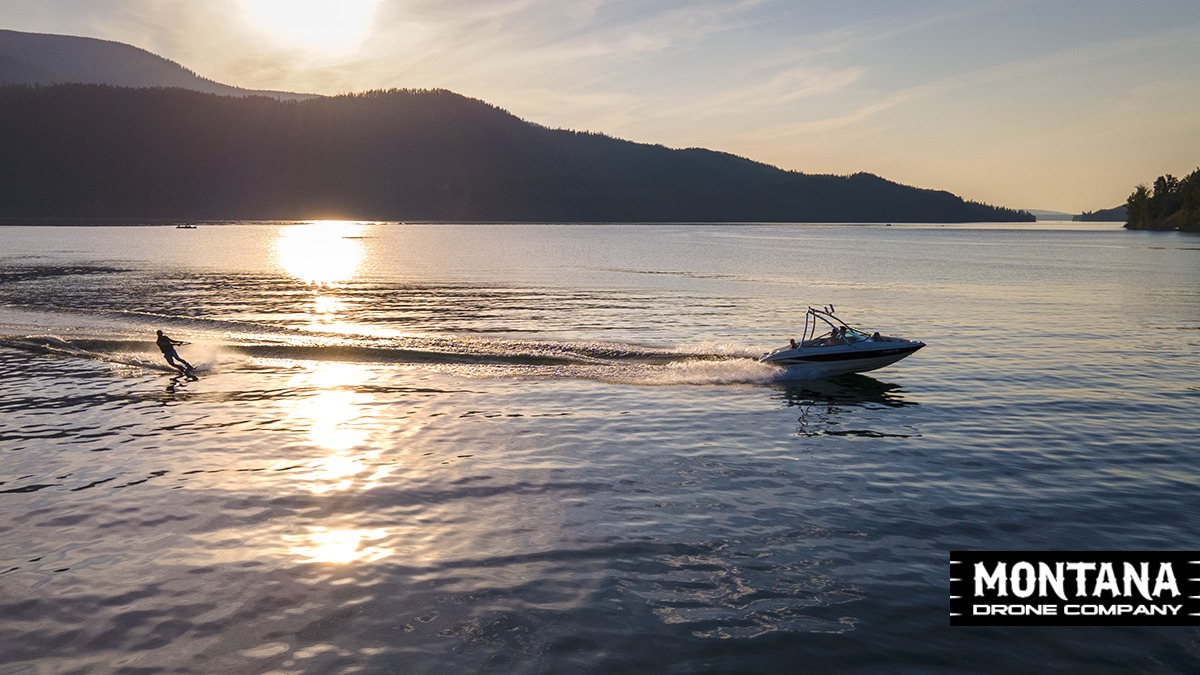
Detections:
[0, 218, 1127, 230]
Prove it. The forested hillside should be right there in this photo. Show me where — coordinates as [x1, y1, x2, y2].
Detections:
[1125, 169, 1200, 231]
[0, 84, 1033, 223]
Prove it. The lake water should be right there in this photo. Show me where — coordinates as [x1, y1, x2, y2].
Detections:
[1, 221, 1198, 673]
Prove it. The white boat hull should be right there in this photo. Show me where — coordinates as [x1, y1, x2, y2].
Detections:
[760, 341, 925, 379]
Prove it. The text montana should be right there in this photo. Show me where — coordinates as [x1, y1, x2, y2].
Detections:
[973, 561, 1181, 601]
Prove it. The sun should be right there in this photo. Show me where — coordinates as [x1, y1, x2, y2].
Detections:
[236, 0, 381, 57]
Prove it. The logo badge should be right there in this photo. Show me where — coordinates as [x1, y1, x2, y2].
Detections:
[950, 552, 1200, 626]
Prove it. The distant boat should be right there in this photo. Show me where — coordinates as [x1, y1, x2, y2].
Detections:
[175, 224, 197, 229]
[760, 305, 924, 379]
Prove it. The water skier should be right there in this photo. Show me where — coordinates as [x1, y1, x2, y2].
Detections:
[156, 330, 194, 373]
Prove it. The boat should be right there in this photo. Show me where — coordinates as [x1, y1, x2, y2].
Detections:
[175, 224, 197, 229]
[759, 305, 924, 378]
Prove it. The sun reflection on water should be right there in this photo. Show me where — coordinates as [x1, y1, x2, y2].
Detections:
[279, 363, 394, 494]
[294, 389, 368, 452]
[273, 221, 378, 334]
[274, 220, 368, 287]
[312, 295, 347, 317]
[289, 527, 392, 564]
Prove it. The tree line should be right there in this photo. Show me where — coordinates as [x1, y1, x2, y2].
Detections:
[1125, 168, 1200, 231]
[0, 84, 1033, 223]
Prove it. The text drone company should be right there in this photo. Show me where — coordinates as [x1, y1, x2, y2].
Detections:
[950, 551, 1200, 626]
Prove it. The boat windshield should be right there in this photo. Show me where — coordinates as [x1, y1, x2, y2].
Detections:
[843, 328, 870, 343]
[796, 307, 875, 347]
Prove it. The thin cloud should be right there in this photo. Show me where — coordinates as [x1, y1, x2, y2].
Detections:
[750, 19, 1200, 141]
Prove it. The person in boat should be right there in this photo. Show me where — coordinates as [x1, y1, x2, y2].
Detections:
[156, 330, 194, 373]
[826, 327, 844, 346]
[789, 338, 798, 349]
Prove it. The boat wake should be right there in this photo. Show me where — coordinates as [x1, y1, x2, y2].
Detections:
[0, 309, 781, 386]
[0, 334, 220, 375]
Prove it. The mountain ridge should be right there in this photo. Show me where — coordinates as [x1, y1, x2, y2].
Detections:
[0, 30, 1033, 223]
[0, 28, 310, 100]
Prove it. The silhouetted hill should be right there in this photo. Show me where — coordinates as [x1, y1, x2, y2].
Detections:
[0, 29, 308, 100]
[1074, 205, 1126, 222]
[1124, 169, 1200, 231]
[0, 84, 1033, 222]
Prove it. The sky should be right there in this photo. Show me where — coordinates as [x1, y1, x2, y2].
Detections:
[2, 0, 1199, 213]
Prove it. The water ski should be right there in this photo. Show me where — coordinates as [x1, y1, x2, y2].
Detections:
[169, 366, 198, 380]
